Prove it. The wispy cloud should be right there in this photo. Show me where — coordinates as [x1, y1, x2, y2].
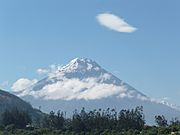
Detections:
[11, 78, 37, 92]
[96, 13, 137, 33]
[37, 68, 49, 75]
[37, 64, 62, 75]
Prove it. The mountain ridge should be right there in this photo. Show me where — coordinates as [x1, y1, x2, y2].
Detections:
[0, 89, 43, 122]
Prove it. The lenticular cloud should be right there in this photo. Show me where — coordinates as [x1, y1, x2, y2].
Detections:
[96, 13, 137, 33]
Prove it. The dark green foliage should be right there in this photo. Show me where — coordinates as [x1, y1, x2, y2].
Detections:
[1, 108, 31, 128]
[42, 110, 65, 129]
[170, 117, 180, 126]
[1, 126, 180, 135]
[155, 115, 168, 127]
[69, 106, 145, 132]
[1, 106, 180, 135]
[117, 106, 145, 130]
[39, 106, 145, 133]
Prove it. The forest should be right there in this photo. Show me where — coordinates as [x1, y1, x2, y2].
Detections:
[0, 106, 180, 135]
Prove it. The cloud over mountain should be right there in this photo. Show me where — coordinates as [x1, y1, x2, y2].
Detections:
[12, 58, 147, 101]
[11, 78, 37, 92]
[11, 58, 179, 112]
[28, 77, 129, 100]
[11, 58, 180, 124]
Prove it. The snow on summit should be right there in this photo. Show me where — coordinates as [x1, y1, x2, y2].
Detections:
[59, 58, 101, 73]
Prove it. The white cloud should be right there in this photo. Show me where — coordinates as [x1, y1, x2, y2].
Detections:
[37, 68, 49, 75]
[37, 64, 62, 75]
[12, 66, 148, 101]
[11, 63, 151, 102]
[96, 13, 137, 33]
[29, 77, 128, 100]
[11, 78, 37, 92]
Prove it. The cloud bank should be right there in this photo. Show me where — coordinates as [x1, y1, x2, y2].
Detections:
[96, 13, 137, 33]
[12, 74, 135, 101]
[11, 59, 149, 101]
[35, 77, 129, 100]
[11, 59, 179, 111]
[11, 63, 177, 111]
[11, 60, 148, 102]
[11, 78, 37, 92]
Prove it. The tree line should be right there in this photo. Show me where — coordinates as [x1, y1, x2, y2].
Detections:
[0, 106, 180, 134]
[0, 106, 144, 131]
[41, 106, 145, 132]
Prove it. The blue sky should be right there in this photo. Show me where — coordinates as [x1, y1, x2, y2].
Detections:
[0, 0, 180, 104]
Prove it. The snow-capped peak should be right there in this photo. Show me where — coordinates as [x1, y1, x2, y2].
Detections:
[15, 57, 149, 102]
[14, 57, 179, 111]
[12, 58, 180, 124]
[59, 58, 101, 73]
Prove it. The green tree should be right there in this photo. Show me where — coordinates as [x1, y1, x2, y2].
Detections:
[2, 108, 31, 128]
[117, 106, 145, 130]
[42, 110, 65, 129]
[155, 115, 168, 127]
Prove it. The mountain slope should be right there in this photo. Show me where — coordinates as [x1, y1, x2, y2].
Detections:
[14, 58, 180, 124]
[0, 89, 42, 121]
[16, 58, 147, 100]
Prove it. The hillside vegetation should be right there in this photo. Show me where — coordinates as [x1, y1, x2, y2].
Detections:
[0, 106, 180, 135]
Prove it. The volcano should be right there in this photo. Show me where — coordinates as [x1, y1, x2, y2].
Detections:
[14, 58, 180, 124]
